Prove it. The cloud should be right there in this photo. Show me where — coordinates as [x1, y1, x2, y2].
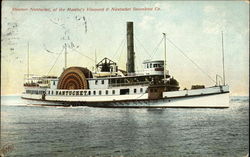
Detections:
[202, 19, 226, 34]
[203, 5, 216, 13]
[138, 16, 155, 29]
[202, 5, 227, 34]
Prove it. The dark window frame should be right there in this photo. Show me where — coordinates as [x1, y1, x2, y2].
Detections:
[120, 89, 129, 95]
[140, 88, 143, 93]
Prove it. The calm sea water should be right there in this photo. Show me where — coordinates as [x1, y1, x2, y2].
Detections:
[1, 96, 249, 157]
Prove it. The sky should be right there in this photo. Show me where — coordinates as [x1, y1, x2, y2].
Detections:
[1, 1, 249, 96]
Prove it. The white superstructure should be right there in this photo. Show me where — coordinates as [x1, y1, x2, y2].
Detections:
[21, 21, 230, 108]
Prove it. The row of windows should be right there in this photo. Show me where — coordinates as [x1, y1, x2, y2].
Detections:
[26, 88, 146, 96]
[47, 88, 145, 96]
[26, 90, 45, 94]
[47, 90, 116, 96]
[146, 63, 163, 69]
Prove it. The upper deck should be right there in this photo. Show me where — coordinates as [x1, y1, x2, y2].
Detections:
[24, 74, 58, 88]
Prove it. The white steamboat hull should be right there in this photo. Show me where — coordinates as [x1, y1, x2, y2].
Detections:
[21, 86, 230, 108]
[146, 92, 229, 108]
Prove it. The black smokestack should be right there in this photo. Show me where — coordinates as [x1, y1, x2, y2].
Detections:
[126, 22, 135, 74]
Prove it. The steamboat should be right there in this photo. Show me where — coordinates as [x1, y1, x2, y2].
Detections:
[21, 22, 229, 108]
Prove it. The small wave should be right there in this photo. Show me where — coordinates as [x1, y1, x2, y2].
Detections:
[61, 106, 90, 109]
[1, 103, 28, 106]
[31, 104, 91, 109]
[230, 96, 249, 102]
[89, 145, 108, 149]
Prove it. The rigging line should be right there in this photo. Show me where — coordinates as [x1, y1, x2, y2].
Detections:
[135, 92, 147, 99]
[47, 47, 64, 75]
[118, 39, 126, 63]
[134, 41, 143, 71]
[166, 37, 216, 83]
[113, 37, 126, 59]
[134, 36, 152, 58]
[70, 48, 95, 62]
[150, 37, 164, 60]
[116, 40, 126, 63]
[134, 42, 139, 72]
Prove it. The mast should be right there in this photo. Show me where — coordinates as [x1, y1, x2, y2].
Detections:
[95, 49, 97, 72]
[221, 31, 225, 85]
[163, 33, 167, 81]
[27, 42, 29, 81]
[64, 43, 67, 70]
